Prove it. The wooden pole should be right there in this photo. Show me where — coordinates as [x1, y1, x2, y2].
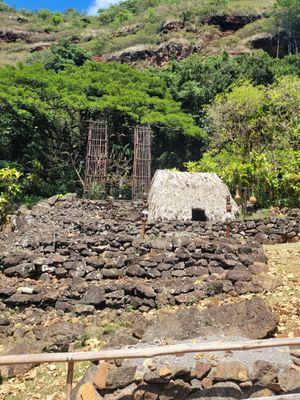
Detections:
[226, 222, 231, 238]
[248, 395, 300, 400]
[225, 194, 232, 238]
[141, 219, 146, 239]
[66, 361, 74, 400]
[0, 337, 299, 367]
[242, 186, 247, 217]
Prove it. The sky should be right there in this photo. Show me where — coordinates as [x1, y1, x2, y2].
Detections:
[5, 0, 120, 15]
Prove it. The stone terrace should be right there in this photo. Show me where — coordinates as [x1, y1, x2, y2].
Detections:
[0, 194, 290, 314]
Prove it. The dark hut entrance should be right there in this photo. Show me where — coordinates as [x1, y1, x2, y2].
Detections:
[192, 208, 208, 221]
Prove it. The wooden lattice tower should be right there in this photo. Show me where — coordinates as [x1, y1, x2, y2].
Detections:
[84, 120, 108, 197]
[132, 125, 151, 201]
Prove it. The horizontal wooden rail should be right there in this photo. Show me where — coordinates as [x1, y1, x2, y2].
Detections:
[251, 396, 300, 400]
[0, 337, 299, 366]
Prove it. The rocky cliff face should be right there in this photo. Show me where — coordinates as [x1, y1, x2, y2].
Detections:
[201, 14, 262, 32]
[97, 39, 199, 67]
[0, 29, 30, 42]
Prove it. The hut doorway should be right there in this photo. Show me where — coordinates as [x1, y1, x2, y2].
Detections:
[192, 208, 208, 221]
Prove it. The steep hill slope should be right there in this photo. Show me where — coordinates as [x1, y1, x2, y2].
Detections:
[0, 0, 280, 66]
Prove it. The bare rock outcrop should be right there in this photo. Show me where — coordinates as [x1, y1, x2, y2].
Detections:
[101, 39, 199, 66]
[201, 14, 261, 32]
[0, 29, 30, 42]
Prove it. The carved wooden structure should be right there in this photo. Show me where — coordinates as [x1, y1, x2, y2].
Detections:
[84, 120, 109, 197]
[132, 125, 152, 201]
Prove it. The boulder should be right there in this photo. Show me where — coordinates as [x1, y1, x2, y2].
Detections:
[106, 365, 137, 389]
[35, 321, 85, 351]
[278, 369, 300, 392]
[144, 369, 169, 384]
[212, 361, 249, 382]
[76, 382, 103, 400]
[143, 299, 277, 341]
[245, 387, 275, 398]
[252, 274, 281, 292]
[191, 360, 212, 379]
[81, 286, 106, 306]
[74, 304, 95, 315]
[3, 262, 36, 278]
[71, 364, 98, 400]
[133, 284, 156, 299]
[226, 268, 252, 282]
[252, 360, 279, 386]
[5, 292, 42, 306]
[160, 379, 191, 399]
[188, 381, 242, 399]
[0, 342, 43, 378]
[249, 262, 268, 275]
[92, 361, 112, 390]
[150, 239, 167, 250]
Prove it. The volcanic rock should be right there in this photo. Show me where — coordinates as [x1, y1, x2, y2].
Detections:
[143, 298, 277, 342]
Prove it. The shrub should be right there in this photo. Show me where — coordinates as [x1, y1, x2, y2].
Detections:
[52, 13, 64, 25]
[0, 168, 22, 225]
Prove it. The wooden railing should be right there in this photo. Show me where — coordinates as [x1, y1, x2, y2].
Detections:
[0, 337, 299, 400]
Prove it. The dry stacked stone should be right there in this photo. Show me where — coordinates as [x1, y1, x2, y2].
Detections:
[72, 357, 300, 400]
[0, 231, 274, 314]
[0, 195, 297, 315]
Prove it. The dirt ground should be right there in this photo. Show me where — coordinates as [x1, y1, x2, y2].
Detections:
[0, 242, 299, 400]
[262, 242, 300, 337]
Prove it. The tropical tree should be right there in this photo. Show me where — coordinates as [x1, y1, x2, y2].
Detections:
[271, 0, 300, 55]
[0, 61, 202, 197]
[160, 51, 300, 125]
[186, 76, 300, 207]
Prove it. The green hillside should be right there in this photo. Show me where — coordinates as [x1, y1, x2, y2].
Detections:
[0, 0, 279, 66]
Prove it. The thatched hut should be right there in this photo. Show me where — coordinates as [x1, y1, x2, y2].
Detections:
[148, 170, 239, 222]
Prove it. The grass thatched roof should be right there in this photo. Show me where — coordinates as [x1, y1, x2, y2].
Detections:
[148, 170, 239, 222]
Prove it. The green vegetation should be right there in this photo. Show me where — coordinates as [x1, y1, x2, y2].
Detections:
[0, 167, 22, 224]
[0, 0, 12, 11]
[272, 0, 300, 39]
[0, 0, 276, 66]
[28, 38, 90, 71]
[1, 0, 300, 66]
[96, 0, 274, 28]
[161, 51, 300, 122]
[0, 0, 299, 213]
[0, 0, 299, 65]
[186, 76, 300, 207]
[0, 60, 201, 200]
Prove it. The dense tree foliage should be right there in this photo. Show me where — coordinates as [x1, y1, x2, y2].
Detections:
[186, 76, 300, 207]
[272, 0, 300, 41]
[161, 51, 300, 124]
[0, 61, 202, 198]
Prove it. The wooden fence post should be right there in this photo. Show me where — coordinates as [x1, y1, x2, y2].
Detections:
[66, 361, 74, 400]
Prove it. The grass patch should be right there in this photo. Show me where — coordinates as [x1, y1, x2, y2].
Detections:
[0, 361, 90, 400]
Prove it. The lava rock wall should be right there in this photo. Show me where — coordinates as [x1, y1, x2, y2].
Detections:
[0, 196, 298, 315]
